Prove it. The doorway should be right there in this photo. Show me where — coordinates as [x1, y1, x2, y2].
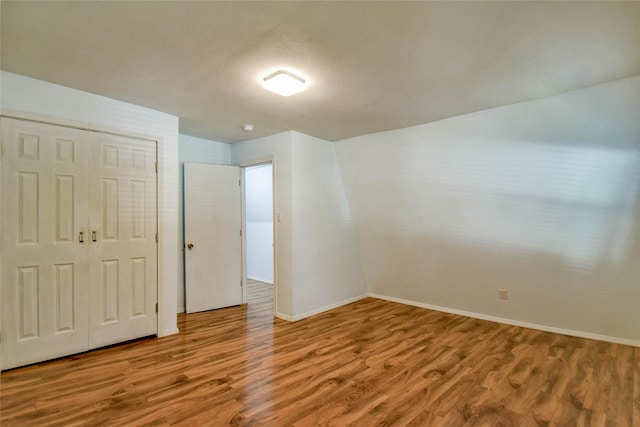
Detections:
[242, 162, 275, 312]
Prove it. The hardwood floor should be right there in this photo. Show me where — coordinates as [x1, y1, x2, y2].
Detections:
[1, 280, 638, 426]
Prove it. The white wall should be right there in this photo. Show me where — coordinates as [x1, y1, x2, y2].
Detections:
[231, 131, 367, 320]
[335, 76, 640, 344]
[178, 134, 231, 311]
[245, 164, 273, 283]
[291, 132, 367, 318]
[1, 71, 181, 336]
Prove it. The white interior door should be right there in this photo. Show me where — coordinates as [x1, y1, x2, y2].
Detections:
[1, 117, 158, 370]
[184, 163, 242, 313]
[88, 133, 158, 348]
[1, 118, 90, 369]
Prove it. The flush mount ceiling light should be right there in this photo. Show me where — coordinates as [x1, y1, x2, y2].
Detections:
[262, 69, 307, 96]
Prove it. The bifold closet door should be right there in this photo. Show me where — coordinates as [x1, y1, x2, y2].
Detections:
[1, 118, 158, 370]
[1, 118, 90, 370]
[87, 133, 158, 348]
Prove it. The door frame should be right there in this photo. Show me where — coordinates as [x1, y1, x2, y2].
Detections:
[238, 157, 277, 316]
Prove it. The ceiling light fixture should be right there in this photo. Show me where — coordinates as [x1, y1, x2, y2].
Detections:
[242, 124, 254, 132]
[262, 69, 307, 96]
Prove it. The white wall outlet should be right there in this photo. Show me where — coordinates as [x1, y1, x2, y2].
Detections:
[498, 288, 508, 300]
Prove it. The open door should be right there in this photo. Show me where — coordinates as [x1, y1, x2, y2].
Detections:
[184, 163, 242, 313]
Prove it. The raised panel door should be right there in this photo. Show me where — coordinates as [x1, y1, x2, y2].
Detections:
[88, 133, 157, 348]
[1, 118, 90, 370]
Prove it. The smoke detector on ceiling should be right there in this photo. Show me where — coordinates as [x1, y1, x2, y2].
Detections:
[242, 124, 254, 132]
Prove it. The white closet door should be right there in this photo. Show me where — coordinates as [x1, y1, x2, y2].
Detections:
[184, 163, 242, 313]
[88, 133, 158, 348]
[1, 118, 90, 370]
[1, 118, 159, 370]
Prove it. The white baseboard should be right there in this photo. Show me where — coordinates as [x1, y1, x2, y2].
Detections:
[247, 276, 274, 285]
[159, 327, 180, 337]
[275, 312, 294, 322]
[177, 307, 185, 314]
[278, 294, 368, 323]
[368, 293, 640, 348]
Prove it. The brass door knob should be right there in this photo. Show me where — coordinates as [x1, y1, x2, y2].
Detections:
[187, 243, 194, 250]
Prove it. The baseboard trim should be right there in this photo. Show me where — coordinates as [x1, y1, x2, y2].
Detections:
[159, 327, 180, 337]
[247, 276, 274, 285]
[177, 307, 185, 314]
[368, 293, 640, 348]
[275, 312, 294, 322]
[277, 294, 369, 323]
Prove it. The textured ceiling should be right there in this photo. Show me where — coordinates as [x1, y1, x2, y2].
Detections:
[2, 1, 639, 143]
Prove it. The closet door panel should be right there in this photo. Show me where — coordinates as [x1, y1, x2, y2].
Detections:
[88, 133, 157, 348]
[1, 118, 90, 370]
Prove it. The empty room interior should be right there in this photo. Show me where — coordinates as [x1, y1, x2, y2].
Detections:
[0, 1, 639, 426]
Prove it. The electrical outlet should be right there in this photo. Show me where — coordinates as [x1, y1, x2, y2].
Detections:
[498, 288, 508, 300]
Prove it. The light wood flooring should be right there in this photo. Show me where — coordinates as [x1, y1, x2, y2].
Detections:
[1, 279, 638, 426]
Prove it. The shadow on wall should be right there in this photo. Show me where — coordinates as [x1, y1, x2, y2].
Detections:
[358, 141, 640, 271]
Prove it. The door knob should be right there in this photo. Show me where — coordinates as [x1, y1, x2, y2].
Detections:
[187, 243, 194, 250]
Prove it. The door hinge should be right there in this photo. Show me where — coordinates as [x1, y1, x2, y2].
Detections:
[155, 233, 158, 243]
[239, 229, 242, 237]
[239, 179, 241, 186]
[240, 280, 243, 287]
[155, 162, 158, 173]
[155, 303, 158, 313]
